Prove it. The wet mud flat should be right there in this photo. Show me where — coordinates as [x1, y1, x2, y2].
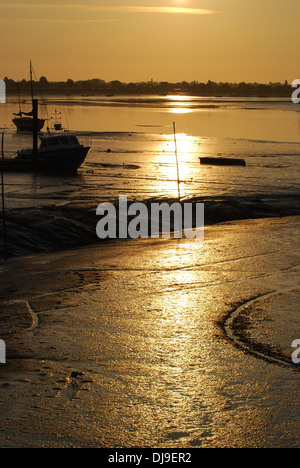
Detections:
[0, 216, 299, 448]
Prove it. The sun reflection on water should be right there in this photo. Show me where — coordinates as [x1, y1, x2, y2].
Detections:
[169, 108, 194, 114]
[149, 132, 202, 198]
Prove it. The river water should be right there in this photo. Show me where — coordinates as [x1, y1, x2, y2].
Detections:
[0, 95, 300, 210]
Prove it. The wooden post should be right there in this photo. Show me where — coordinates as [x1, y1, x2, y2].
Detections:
[1, 133, 7, 260]
[32, 99, 38, 161]
[173, 122, 181, 201]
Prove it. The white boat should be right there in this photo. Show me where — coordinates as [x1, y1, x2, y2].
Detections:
[15, 133, 90, 173]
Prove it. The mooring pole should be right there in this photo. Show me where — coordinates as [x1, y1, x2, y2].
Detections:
[32, 99, 38, 162]
[1, 132, 7, 260]
[173, 122, 181, 201]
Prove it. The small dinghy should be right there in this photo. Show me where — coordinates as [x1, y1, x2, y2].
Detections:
[199, 157, 246, 166]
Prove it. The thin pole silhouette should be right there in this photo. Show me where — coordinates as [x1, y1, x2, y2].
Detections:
[1, 132, 7, 260]
[173, 122, 181, 201]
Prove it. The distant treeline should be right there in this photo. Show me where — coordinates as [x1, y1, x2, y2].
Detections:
[3, 76, 293, 97]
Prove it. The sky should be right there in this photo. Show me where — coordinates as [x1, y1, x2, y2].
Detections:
[0, 0, 299, 83]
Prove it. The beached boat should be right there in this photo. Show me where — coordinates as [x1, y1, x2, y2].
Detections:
[1, 133, 90, 174]
[199, 157, 246, 166]
[14, 134, 90, 173]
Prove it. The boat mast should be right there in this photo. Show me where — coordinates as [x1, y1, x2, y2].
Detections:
[33, 99, 38, 161]
[29, 63, 38, 161]
[30, 61, 34, 104]
[17, 81, 22, 114]
[1, 132, 8, 260]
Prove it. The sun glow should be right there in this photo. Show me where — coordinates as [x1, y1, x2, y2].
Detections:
[149, 133, 199, 198]
[170, 108, 193, 114]
[102, 6, 215, 15]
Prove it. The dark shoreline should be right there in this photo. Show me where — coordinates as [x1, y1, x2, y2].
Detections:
[1, 193, 300, 259]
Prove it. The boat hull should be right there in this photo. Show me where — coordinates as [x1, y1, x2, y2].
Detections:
[13, 117, 45, 133]
[0, 146, 90, 174]
[199, 157, 246, 166]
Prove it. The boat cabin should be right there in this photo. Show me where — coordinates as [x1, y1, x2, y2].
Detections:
[39, 135, 80, 148]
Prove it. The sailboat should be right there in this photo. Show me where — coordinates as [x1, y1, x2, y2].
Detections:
[1, 99, 90, 174]
[12, 62, 45, 132]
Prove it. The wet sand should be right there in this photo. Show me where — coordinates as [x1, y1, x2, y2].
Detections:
[0, 215, 299, 448]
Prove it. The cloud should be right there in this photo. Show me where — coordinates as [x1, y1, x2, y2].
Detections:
[96, 6, 216, 15]
[0, 3, 216, 15]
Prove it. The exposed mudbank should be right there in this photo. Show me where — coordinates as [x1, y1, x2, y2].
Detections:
[0, 193, 300, 259]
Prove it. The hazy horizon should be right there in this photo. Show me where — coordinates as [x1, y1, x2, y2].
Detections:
[1, 0, 299, 84]
[3, 75, 294, 86]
